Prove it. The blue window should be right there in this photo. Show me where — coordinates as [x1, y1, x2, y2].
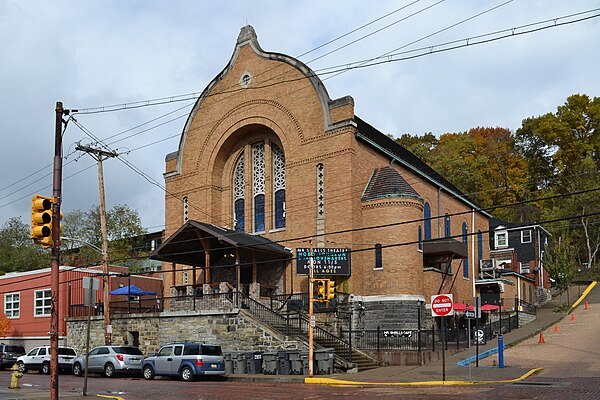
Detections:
[444, 213, 451, 237]
[462, 222, 469, 278]
[424, 203, 432, 240]
[234, 199, 245, 232]
[418, 225, 423, 251]
[254, 194, 265, 232]
[477, 230, 483, 271]
[375, 243, 382, 269]
[274, 189, 285, 229]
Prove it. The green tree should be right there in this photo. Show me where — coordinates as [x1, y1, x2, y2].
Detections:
[395, 132, 438, 162]
[543, 242, 577, 305]
[0, 217, 50, 274]
[62, 204, 147, 269]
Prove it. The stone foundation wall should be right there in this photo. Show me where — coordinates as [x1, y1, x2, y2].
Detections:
[66, 309, 303, 357]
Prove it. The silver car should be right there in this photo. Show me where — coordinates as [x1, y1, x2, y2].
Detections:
[143, 343, 225, 382]
[72, 346, 144, 378]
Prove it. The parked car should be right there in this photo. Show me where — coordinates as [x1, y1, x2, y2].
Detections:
[0, 343, 26, 370]
[72, 346, 144, 378]
[16, 346, 77, 374]
[143, 342, 225, 382]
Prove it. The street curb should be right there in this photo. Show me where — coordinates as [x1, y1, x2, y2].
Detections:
[304, 367, 543, 386]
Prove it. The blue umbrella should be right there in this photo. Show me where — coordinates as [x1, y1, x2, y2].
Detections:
[109, 284, 156, 296]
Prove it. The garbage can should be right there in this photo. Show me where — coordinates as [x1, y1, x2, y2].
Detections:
[276, 350, 291, 375]
[245, 351, 263, 374]
[287, 350, 303, 375]
[299, 350, 310, 375]
[224, 352, 234, 375]
[314, 348, 335, 375]
[262, 352, 278, 375]
[232, 352, 248, 374]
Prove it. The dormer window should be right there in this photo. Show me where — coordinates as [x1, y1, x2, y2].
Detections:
[495, 230, 508, 248]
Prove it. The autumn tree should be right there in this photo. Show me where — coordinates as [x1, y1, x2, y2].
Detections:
[0, 315, 10, 337]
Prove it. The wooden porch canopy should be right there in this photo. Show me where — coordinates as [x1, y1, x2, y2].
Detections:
[422, 238, 468, 265]
[149, 220, 291, 283]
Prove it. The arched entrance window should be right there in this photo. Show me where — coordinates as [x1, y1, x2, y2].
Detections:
[272, 144, 286, 229]
[233, 154, 245, 232]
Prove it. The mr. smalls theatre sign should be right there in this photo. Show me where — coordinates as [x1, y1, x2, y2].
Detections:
[296, 248, 351, 276]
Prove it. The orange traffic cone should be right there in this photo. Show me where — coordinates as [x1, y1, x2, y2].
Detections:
[554, 324, 559, 333]
[539, 330, 545, 344]
[571, 313, 575, 321]
[585, 301, 589, 310]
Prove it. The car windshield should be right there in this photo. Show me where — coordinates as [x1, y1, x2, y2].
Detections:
[58, 348, 76, 356]
[113, 347, 143, 355]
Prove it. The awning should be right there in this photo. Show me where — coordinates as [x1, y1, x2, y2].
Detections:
[109, 284, 156, 296]
[150, 220, 291, 267]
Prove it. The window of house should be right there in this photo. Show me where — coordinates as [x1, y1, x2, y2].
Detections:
[477, 230, 483, 270]
[521, 262, 530, 274]
[4, 293, 20, 318]
[495, 230, 508, 248]
[252, 143, 265, 233]
[183, 196, 189, 223]
[521, 230, 531, 244]
[233, 154, 245, 232]
[462, 222, 468, 278]
[34, 289, 51, 316]
[374, 243, 383, 269]
[424, 203, 432, 241]
[418, 225, 423, 251]
[272, 144, 286, 229]
[444, 214, 451, 237]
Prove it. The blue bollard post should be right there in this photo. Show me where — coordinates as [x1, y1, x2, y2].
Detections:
[498, 335, 504, 369]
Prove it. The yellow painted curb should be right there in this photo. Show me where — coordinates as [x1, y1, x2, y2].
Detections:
[570, 281, 597, 311]
[304, 367, 543, 386]
[97, 394, 125, 400]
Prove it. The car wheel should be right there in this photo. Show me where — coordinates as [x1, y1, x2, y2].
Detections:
[104, 363, 116, 378]
[73, 362, 83, 377]
[17, 361, 26, 373]
[143, 365, 155, 380]
[42, 362, 50, 375]
[180, 366, 194, 382]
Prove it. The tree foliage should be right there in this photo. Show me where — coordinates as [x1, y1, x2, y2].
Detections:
[0, 315, 11, 337]
[62, 204, 147, 269]
[0, 217, 50, 274]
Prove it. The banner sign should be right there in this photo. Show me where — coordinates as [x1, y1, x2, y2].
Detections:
[296, 248, 351, 276]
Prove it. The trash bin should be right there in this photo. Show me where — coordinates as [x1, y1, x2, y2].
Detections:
[299, 350, 310, 375]
[276, 350, 291, 375]
[287, 350, 303, 375]
[314, 348, 335, 375]
[245, 351, 263, 374]
[224, 352, 234, 375]
[262, 352, 278, 375]
[232, 352, 248, 374]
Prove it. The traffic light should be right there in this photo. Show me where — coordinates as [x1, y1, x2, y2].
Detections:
[314, 279, 327, 301]
[31, 194, 55, 248]
[327, 280, 336, 300]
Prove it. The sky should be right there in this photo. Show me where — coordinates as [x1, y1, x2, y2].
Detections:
[1, 0, 599, 234]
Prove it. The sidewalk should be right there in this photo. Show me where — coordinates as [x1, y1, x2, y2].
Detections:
[306, 284, 597, 386]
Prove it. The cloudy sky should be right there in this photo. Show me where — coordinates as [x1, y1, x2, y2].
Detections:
[1, 0, 598, 233]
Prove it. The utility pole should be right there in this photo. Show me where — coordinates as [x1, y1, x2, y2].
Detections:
[49, 101, 66, 400]
[75, 143, 118, 345]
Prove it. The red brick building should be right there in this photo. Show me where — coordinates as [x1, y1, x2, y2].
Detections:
[152, 26, 501, 329]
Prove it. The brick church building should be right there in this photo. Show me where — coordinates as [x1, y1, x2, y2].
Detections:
[152, 26, 493, 329]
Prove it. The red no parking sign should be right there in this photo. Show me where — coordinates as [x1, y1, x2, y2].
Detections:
[431, 294, 454, 317]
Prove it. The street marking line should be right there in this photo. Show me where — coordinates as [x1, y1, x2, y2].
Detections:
[304, 367, 544, 386]
[97, 395, 125, 400]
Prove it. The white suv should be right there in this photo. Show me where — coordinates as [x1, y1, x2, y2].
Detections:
[17, 346, 77, 374]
